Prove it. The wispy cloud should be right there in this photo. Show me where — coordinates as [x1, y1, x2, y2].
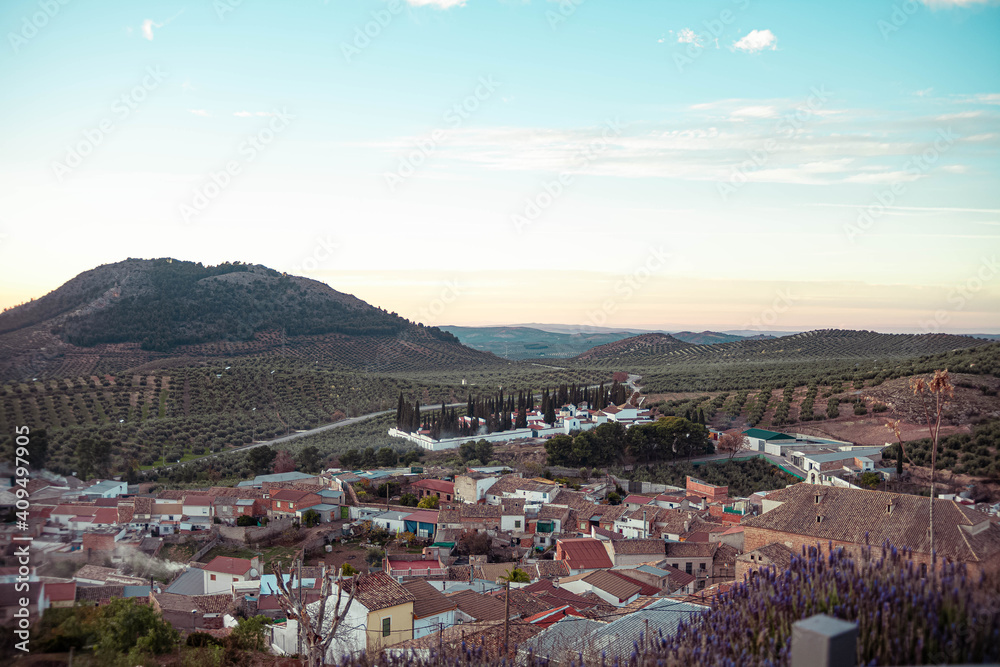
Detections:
[918, 0, 1000, 7]
[730, 105, 780, 120]
[140, 10, 183, 41]
[233, 111, 277, 117]
[359, 102, 995, 187]
[677, 28, 704, 47]
[405, 0, 467, 7]
[189, 109, 210, 117]
[732, 29, 778, 53]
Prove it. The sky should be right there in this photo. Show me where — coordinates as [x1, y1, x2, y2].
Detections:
[0, 0, 998, 334]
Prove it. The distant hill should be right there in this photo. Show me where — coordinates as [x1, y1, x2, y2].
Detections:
[576, 329, 992, 366]
[443, 326, 772, 359]
[670, 331, 760, 345]
[441, 325, 635, 359]
[0, 258, 500, 380]
[573, 332, 695, 361]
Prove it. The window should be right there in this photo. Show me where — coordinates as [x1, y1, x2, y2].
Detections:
[210, 574, 216, 581]
[685, 562, 692, 575]
[699, 562, 706, 570]
[515, 520, 521, 529]
[382, 618, 391, 637]
[277, 501, 282, 508]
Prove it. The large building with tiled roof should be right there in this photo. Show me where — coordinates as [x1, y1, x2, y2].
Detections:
[743, 483, 1000, 576]
[555, 537, 614, 574]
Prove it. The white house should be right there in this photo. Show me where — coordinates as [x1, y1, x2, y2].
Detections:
[202, 556, 254, 595]
[82, 480, 128, 499]
[182, 495, 213, 518]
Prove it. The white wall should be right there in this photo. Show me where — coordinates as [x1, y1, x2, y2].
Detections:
[204, 571, 245, 595]
[500, 515, 525, 532]
[413, 609, 456, 640]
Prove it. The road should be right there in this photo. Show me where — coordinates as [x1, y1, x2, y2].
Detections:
[148, 401, 470, 472]
[150, 375, 653, 473]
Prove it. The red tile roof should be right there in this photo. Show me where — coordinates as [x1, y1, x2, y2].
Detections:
[92, 507, 119, 524]
[411, 479, 455, 494]
[403, 510, 439, 524]
[44, 581, 76, 603]
[556, 538, 613, 570]
[203, 556, 252, 576]
[607, 570, 660, 596]
[340, 571, 416, 613]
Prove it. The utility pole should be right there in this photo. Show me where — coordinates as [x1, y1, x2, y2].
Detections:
[503, 579, 510, 655]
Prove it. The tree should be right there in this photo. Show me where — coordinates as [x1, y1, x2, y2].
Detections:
[31, 428, 49, 470]
[459, 440, 478, 462]
[229, 615, 271, 652]
[457, 529, 490, 555]
[272, 449, 296, 474]
[475, 439, 493, 464]
[376, 447, 397, 467]
[399, 493, 418, 507]
[76, 438, 112, 480]
[501, 566, 530, 583]
[96, 598, 178, 660]
[607, 491, 622, 505]
[237, 515, 257, 527]
[298, 445, 322, 473]
[271, 561, 358, 667]
[301, 509, 321, 528]
[417, 495, 439, 509]
[911, 370, 953, 551]
[248, 446, 277, 474]
[718, 430, 750, 461]
[339, 448, 361, 469]
[857, 471, 882, 489]
[341, 562, 359, 576]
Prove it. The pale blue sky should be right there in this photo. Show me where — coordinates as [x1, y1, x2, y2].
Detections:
[1, 0, 998, 332]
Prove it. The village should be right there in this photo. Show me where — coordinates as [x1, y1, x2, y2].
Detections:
[4, 391, 1000, 664]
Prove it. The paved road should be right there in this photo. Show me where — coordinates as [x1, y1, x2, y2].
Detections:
[148, 401, 469, 472]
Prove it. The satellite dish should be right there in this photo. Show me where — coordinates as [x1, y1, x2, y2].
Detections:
[249, 568, 259, 578]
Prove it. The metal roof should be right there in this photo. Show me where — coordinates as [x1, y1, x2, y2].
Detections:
[801, 447, 883, 463]
[165, 568, 206, 596]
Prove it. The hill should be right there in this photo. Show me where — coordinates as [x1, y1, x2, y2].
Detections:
[573, 329, 1000, 392]
[0, 258, 500, 380]
[670, 330, 758, 345]
[440, 325, 635, 359]
[573, 332, 694, 360]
